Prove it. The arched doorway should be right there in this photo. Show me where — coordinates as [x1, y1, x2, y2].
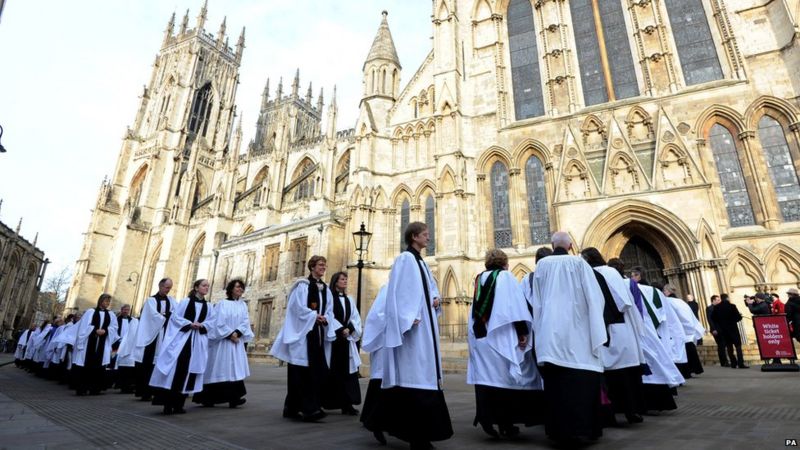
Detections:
[600, 221, 682, 290]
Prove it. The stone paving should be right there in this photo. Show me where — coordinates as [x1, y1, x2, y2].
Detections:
[1, 354, 798, 449]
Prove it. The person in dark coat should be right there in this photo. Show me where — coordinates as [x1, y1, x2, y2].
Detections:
[706, 295, 728, 367]
[745, 294, 771, 316]
[785, 288, 800, 344]
[710, 294, 748, 369]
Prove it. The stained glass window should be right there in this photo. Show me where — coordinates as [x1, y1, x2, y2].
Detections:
[491, 161, 513, 248]
[188, 84, 213, 137]
[508, 0, 545, 119]
[708, 124, 755, 227]
[664, 0, 723, 86]
[758, 116, 800, 222]
[426, 196, 436, 255]
[525, 156, 550, 244]
[570, 0, 639, 106]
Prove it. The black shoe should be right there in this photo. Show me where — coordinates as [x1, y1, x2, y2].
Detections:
[625, 413, 644, 424]
[499, 425, 520, 437]
[229, 398, 246, 408]
[173, 408, 187, 414]
[201, 402, 215, 407]
[342, 406, 359, 416]
[739, 365, 750, 369]
[302, 410, 326, 422]
[283, 409, 302, 420]
[163, 405, 173, 415]
[480, 422, 500, 438]
[372, 431, 387, 445]
[730, 364, 738, 369]
[410, 441, 434, 450]
[721, 362, 730, 367]
[140, 395, 152, 402]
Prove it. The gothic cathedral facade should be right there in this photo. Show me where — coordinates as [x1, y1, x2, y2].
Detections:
[67, 1, 800, 349]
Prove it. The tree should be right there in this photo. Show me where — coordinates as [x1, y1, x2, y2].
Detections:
[44, 267, 71, 303]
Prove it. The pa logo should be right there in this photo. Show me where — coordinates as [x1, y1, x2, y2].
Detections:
[786, 439, 798, 446]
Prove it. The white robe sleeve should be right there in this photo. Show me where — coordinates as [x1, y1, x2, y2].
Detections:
[362, 285, 388, 353]
[579, 262, 609, 358]
[135, 297, 167, 348]
[347, 296, 363, 341]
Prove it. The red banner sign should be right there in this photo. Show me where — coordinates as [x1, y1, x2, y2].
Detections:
[752, 315, 797, 360]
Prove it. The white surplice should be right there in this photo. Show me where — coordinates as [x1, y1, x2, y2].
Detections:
[115, 317, 140, 369]
[328, 293, 363, 374]
[133, 295, 177, 363]
[23, 328, 42, 360]
[370, 251, 443, 390]
[632, 282, 685, 387]
[31, 324, 53, 363]
[594, 266, 645, 370]
[14, 329, 32, 360]
[52, 322, 79, 367]
[363, 285, 388, 380]
[668, 297, 705, 344]
[204, 298, 254, 383]
[531, 254, 607, 372]
[73, 309, 119, 367]
[270, 279, 335, 367]
[42, 326, 65, 367]
[467, 270, 542, 390]
[639, 285, 686, 363]
[150, 297, 216, 394]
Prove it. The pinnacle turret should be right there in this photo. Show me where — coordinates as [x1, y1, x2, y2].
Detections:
[196, 0, 208, 29]
[306, 82, 313, 104]
[363, 10, 401, 70]
[317, 87, 324, 111]
[180, 9, 189, 34]
[164, 12, 175, 45]
[217, 16, 227, 45]
[277, 77, 284, 98]
[236, 27, 246, 60]
[291, 68, 300, 97]
[261, 78, 270, 109]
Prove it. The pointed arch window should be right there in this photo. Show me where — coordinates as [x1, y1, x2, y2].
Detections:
[570, 0, 638, 106]
[491, 161, 513, 248]
[525, 156, 550, 244]
[188, 84, 213, 137]
[188, 236, 205, 285]
[425, 195, 436, 256]
[708, 124, 755, 227]
[400, 199, 410, 249]
[758, 116, 800, 222]
[335, 152, 351, 195]
[508, 0, 545, 120]
[663, 0, 723, 86]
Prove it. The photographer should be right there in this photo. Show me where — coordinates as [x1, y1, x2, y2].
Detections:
[745, 294, 771, 316]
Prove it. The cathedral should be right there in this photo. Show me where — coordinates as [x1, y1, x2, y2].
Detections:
[66, 0, 800, 352]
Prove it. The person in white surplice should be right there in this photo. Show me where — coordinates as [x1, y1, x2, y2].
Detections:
[150, 279, 216, 415]
[270, 255, 334, 422]
[663, 284, 705, 378]
[531, 232, 606, 444]
[322, 271, 362, 415]
[14, 324, 36, 367]
[468, 249, 544, 439]
[134, 278, 177, 401]
[362, 222, 453, 449]
[193, 279, 254, 408]
[73, 294, 119, 396]
[112, 304, 139, 393]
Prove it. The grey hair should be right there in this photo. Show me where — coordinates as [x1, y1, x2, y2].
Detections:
[551, 231, 572, 250]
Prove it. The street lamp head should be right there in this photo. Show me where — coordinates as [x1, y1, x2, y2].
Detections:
[352, 222, 372, 255]
[127, 271, 139, 283]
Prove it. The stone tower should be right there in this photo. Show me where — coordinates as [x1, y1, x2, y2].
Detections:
[66, 2, 244, 311]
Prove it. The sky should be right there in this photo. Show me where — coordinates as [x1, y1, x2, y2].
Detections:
[0, 0, 432, 280]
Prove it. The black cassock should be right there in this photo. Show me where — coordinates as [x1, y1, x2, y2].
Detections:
[323, 292, 361, 410]
[75, 309, 112, 395]
[135, 294, 172, 400]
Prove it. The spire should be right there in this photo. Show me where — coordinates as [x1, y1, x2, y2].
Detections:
[217, 16, 227, 45]
[196, 0, 208, 30]
[317, 87, 324, 111]
[180, 9, 189, 34]
[326, 85, 338, 139]
[306, 81, 313, 103]
[163, 12, 175, 45]
[0, 198, 3, 216]
[291, 68, 300, 97]
[33, 232, 38, 247]
[363, 10, 401, 71]
[277, 77, 284, 98]
[261, 78, 270, 109]
[15, 217, 22, 235]
[332, 85, 337, 108]
[236, 27, 246, 60]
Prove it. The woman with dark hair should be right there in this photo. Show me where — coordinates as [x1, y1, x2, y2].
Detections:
[150, 279, 216, 414]
[194, 279, 253, 408]
[468, 249, 543, 438]
[580, 247, 646, 425]
[73, 294, 119, 395]
[271, 256, 334, 422]
[521, 247, 553, 313]
[323, 271, 362, 415]
[362, 222, 453, 449]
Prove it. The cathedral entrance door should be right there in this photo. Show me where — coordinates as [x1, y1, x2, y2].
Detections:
[601, 221, 682, 289]
[620, 236, 668, 286]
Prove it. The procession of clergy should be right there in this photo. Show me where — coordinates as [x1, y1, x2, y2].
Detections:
[14, 222, 706, 449]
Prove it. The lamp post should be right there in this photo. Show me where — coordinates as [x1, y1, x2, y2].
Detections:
[351, 222, 372, 314]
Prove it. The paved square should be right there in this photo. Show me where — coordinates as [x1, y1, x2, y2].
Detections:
[1, 355, 798, 449]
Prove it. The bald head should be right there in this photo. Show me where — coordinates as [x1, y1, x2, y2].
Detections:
[551, 231, 572, 251]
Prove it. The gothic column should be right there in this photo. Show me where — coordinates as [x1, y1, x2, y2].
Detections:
[739, 130, 780, 229]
